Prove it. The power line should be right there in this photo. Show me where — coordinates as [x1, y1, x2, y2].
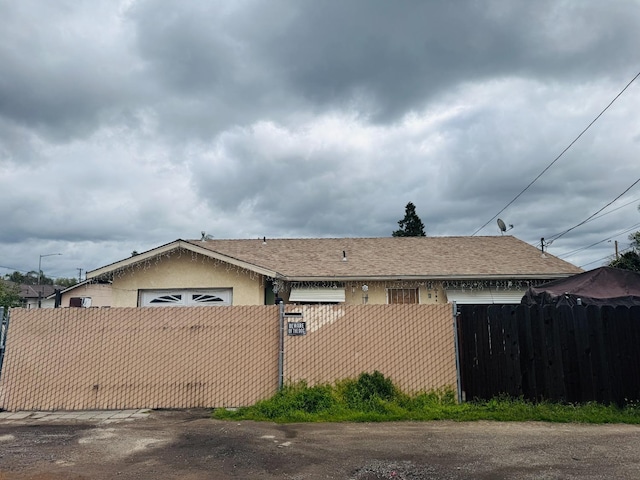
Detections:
[526, 196, 640, 250]
[558, 222, 640, 258]
[576, 196, 640, 225]
[0, 265, 32, 274]
[546, 177, 640, 244]
[579, 244, 634, 269]
[471, 70, 640, 236]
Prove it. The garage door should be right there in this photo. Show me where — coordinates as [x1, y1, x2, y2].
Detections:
[140, 289, 232, 307]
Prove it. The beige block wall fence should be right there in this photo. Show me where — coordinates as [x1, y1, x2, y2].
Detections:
[0, 304, 457, 411]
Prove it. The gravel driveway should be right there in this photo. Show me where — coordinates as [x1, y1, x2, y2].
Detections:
[1, 409, 639, 479]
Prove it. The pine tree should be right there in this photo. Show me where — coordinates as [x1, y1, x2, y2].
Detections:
[392, 202, 426, 237]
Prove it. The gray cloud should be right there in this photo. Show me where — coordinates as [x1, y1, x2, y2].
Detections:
[1, 0, 639, 279]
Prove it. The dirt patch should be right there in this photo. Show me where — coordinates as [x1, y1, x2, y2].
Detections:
[1, 410, 640, 479]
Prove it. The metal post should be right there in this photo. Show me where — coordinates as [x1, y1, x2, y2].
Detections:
[0, 307, 8, 381]
[278, 301, 285, 390]
[38, 252, 62, 307]
[452, 302, 464, 404]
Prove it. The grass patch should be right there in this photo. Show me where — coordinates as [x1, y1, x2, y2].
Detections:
[213, 372, 640, 424]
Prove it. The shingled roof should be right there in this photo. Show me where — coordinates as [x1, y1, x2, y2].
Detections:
[88, 236, 581, 281]
[183, 236, 581, 280]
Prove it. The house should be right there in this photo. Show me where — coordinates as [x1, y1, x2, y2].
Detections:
[19, 284, 60, 309]
[82, 236, 582, 308]
[46, 280, 113, 308]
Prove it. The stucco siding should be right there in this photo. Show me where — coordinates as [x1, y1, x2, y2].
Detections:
[110, 255, 265, 307]
[283, 282, 446, 305]
[61, 283, 113, 307]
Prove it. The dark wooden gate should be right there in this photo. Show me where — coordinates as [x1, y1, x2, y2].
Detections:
[457, 304, 640, 405]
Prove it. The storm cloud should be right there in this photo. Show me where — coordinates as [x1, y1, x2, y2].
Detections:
[1, 0, 639, 278]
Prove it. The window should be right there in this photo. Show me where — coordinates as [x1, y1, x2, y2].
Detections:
[149, 294, 182, 305]
[69, 297, 92, 308]
[387, 288, 419, 304]
[140, 289, 232, 307]
[289, 287, 346, 303]
[191, 293, 228, 304]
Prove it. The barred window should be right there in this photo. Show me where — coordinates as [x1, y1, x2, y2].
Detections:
[387, 288, 419, 304]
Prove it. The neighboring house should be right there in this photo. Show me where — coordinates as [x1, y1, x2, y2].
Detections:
[19, 284, 60, 309]
[84, 236, 582, 308]
[46, 280, 113, 308]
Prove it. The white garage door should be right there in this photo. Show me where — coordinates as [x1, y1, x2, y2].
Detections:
[140, 289, 232, 307]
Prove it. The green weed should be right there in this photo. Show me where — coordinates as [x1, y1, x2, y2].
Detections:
[212, 371, 640, 425]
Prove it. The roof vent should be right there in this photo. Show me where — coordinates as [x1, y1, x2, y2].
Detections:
[342, 250, 347, 261]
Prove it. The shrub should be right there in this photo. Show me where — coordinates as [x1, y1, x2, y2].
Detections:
[253, 382, 336, 419]
[342, 371, 397, 411]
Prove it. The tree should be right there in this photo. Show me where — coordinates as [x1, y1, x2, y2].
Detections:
[609, 251, 640, 272]
[609, 229, 640, 272]
[0, 280, 21, 309]
[392, 202, 426, 237]
[5, 271, 38, 285]
[2, 271, 76, 287]
[56, 277, 79, 288]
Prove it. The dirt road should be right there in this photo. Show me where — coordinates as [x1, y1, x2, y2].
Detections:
[1, 409, 639, 479]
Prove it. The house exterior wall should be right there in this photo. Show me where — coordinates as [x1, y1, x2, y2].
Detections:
[61, 283, 113, 307]
[283, 281, 446, 305]
[24, 298, 56, 309]
[109, 255, 265, 307]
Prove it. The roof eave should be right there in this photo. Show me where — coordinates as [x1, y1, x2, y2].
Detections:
[284, 273, 576, 282]
[87, 239, 279, 280]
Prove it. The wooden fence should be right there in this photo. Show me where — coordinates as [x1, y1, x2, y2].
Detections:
[457, 304, 640, 405]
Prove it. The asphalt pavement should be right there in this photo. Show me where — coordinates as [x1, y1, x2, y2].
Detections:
[0, 409, 151, 424]
[1, 409, 639, 479]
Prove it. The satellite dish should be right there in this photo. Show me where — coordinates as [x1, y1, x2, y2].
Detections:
[497, 219, 514, 235]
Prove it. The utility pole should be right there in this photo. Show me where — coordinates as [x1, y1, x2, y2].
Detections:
[38, 253, 62, 308]
[615, 240, 619, 260]
[77, 268, 83, 282]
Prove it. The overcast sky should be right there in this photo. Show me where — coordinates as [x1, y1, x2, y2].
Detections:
[1, 0, 640, 281]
